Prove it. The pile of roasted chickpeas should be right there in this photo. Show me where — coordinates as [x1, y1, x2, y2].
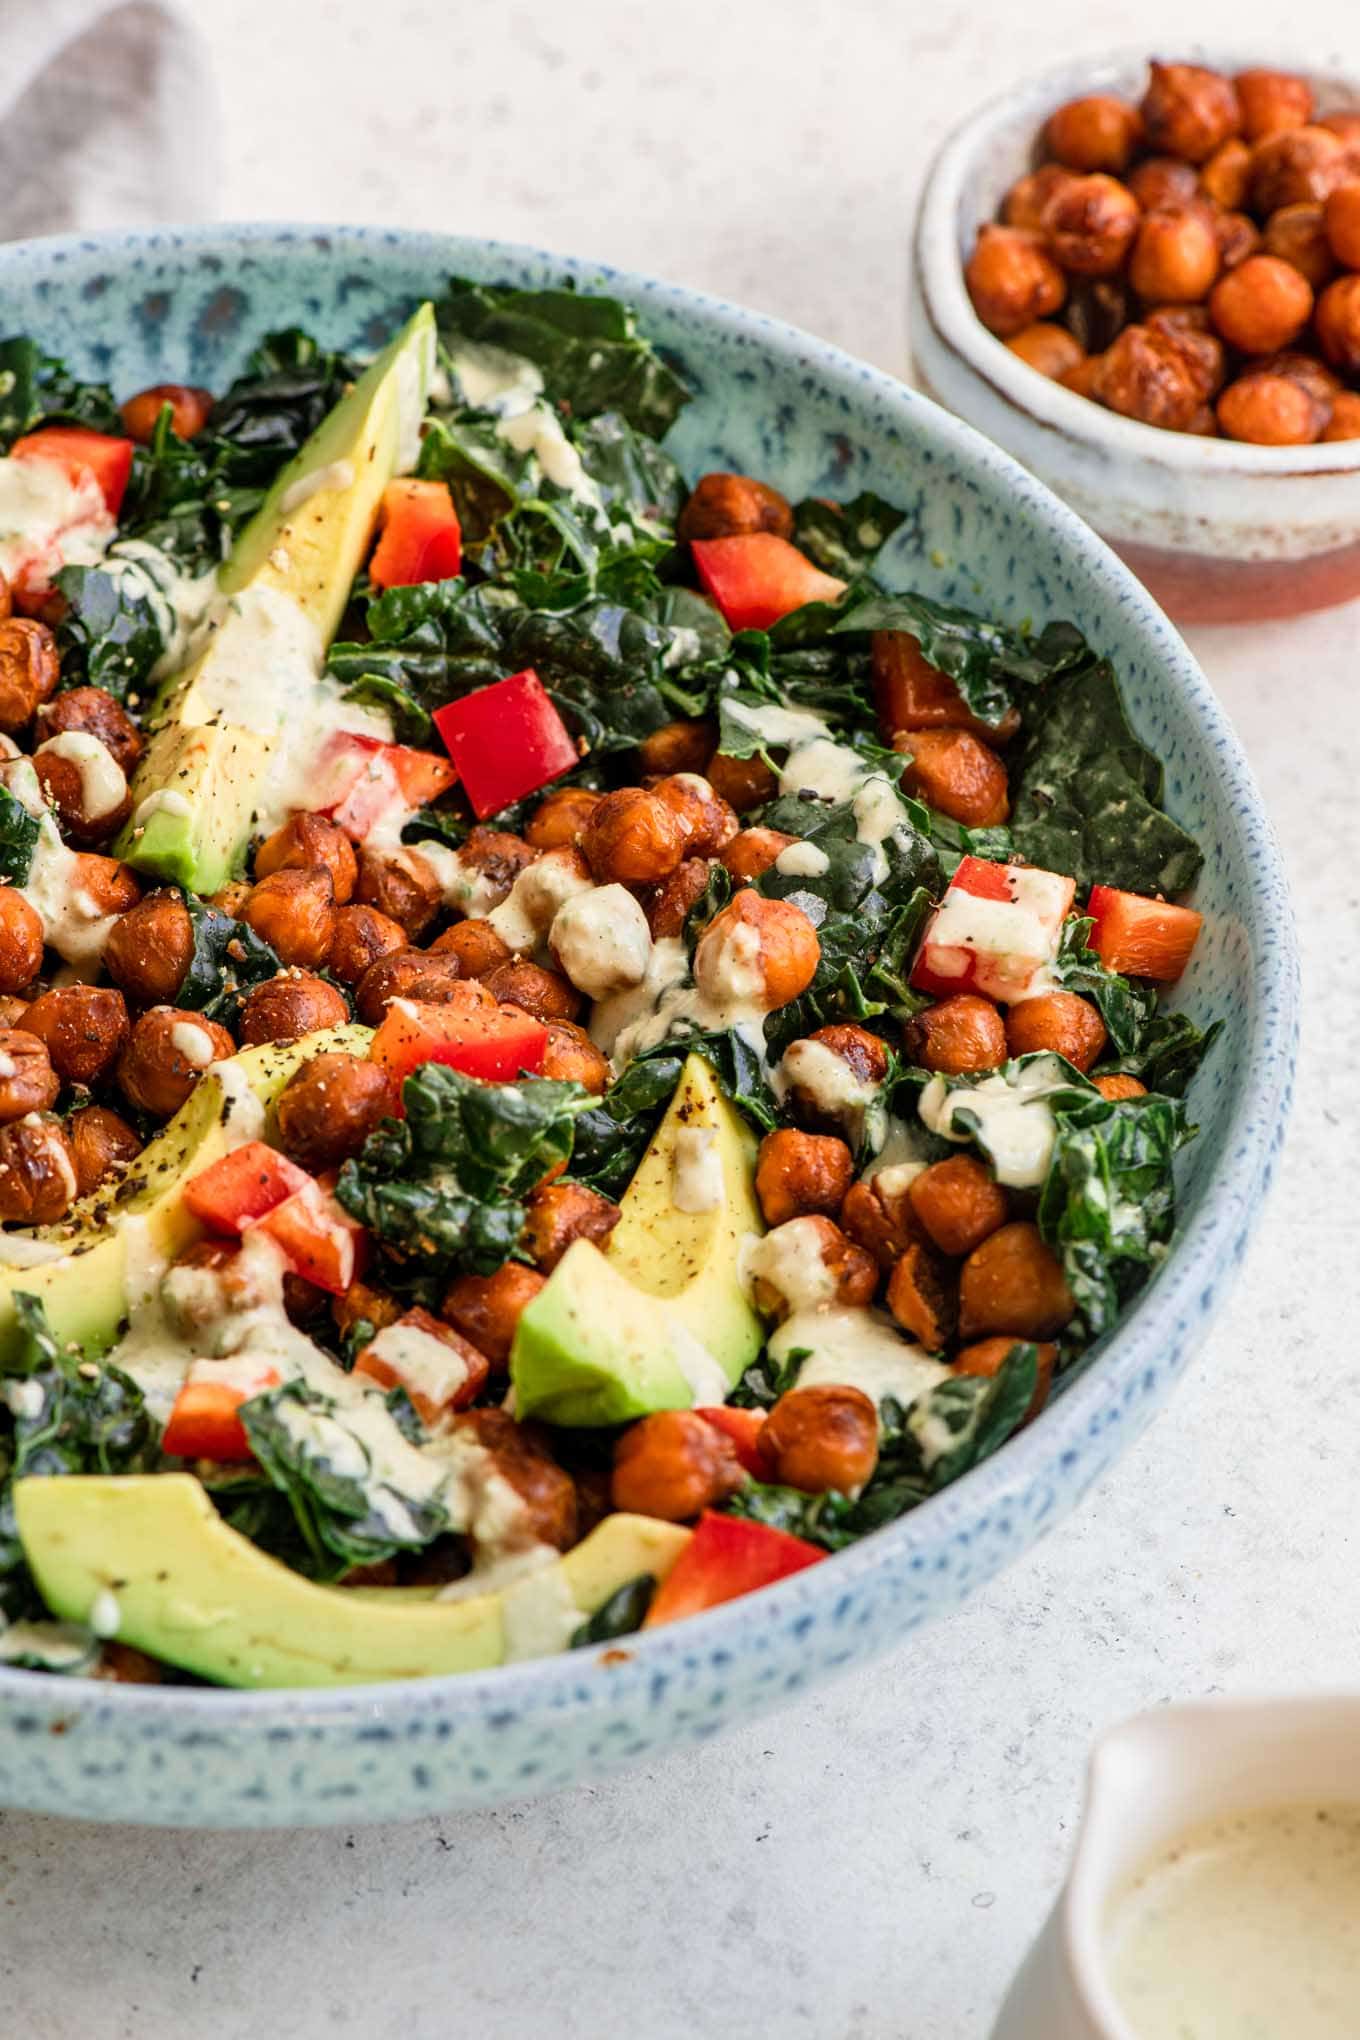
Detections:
[966, 60, 1360, 444]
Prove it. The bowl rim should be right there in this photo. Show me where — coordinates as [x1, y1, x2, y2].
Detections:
[914, 40, 1360, 477]
[0, 220, 1299, 1731]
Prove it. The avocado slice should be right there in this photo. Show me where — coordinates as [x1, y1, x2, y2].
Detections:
[510, 1053, 765, 1426]
[14, 1474, 689, 1687]
[0, 1024, 370, 1367]
[116, 303, 436, 894]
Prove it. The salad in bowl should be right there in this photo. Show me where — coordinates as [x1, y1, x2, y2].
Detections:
[0, 277, 1215, 1689]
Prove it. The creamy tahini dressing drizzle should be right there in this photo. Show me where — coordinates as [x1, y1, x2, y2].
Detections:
[918, 1053, 1074, 1191]
[3, 758, 120, 975]
[670, 1126, 723, 1214]
[34, 732, 126, 819]
[0, 454, 113, 587]
[774, 1308, 950, 1433]
[589, 933, 770, 1071]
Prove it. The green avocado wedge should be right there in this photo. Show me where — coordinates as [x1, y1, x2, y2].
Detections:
[510, 1053, 765, 1426]
[14, 1475, 690, 1687]
[116, 302, 436, 894]
[0, 1024, 370, 1367]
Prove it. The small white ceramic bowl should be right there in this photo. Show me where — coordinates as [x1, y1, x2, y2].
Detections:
[911, 46, 1360, 624]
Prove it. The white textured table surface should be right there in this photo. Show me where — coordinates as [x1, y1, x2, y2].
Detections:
[5, 2, 1351, 2034]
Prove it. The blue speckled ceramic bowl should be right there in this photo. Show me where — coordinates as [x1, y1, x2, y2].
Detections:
[0, 225, 1297, 1828]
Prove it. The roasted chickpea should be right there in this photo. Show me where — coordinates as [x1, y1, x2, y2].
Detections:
[353, 845, 441, 941]
[0, 1028, 59, 1122]
[524, 785, 602, 852]
[482, 959, 582, 1024]
[965, 224, 1066, 337]
[648, 773, 737, 860]
[1320, 111, 1360, 146]
[720, 827, 797, 881]
[1005, 322, 1086, 380]
[119, 382, 215, 442]
[887, 1238, 957, 1349]
[353, 946, 469, 1025]
[895, 727, 1010, 827]
[781, 1023, 890, 1135]
[34, 686, 143, 776]
[1214, 210, 1263, 270]
[636, 719, 716, 778]
[457, 827, 537, 909]
[430, 917, 513, 978]
[1041, 175, 1140, 279]
[755, 1128, 855, 1228]
[1253, 347, 1342, 399]
[21, 985, 130, 1085]
[0, 571, 11, 625]
[275, 1049, 392, 1170]
[116, 1007, 234, 1119]
[581, 787, 686, 889]
[1217, 373, 1325, 445]
[237, 969, 350, 1046]
[1090, 323, 1210, 431]
[1044, 93, 1143, 174]
[254, 813, 357, 904]
[705, 749, 778, 812]
[904, 995, 1007, 1076]
[69, 853, 140, 917]
[746, 1214, 877, 1320]
[332, 1275, 403, 1344]
[610, 1409, 744, 1521]
[1199, 137, 1252, 210]
[644, 857, 711, 940]
[1093, 1073, 1149, 1102]
[456, 1407, 577, 1551]
[958, 1221, 1075, 1342]
[540, 1017, 610, 1094]
[839, 1170, 921, 1271]
[1141, 62, 1241, 165]
[873, 629, 1021, 747]
[0, 618, 59, 730]
[1002, 163, 1078, 232]
[521, 1180, 621, 1272]
[67, 1104, 141, 1198]
[1128, 208, 1220, 304]
[326, 902, 407, 988]
[1210, 255, 1313, 354]
[1234, 69, 1314, 142]
[1321, 390, 1360, 441]
[441, 1263, 546, 1368]
[209, 881, 253, 918]
[763, 1385, 879, 1494]
[1127, 155, 1199, 211]
[241, 866, 339, 970]
[1316, 274, 1360, 374]
[1262, 203, 1337, 289]
[693, 890, 820, 1011]
[0, 1113, 76, 1223]
[103, 889, 193, 1005]
[954, 1337, 1057, 1423]
[1250, 125, 1349, 213]
[1324, 182, 1360, 267]
[676, 472, 795, 542]
[1005, 990, 1108, 1071]
[0, 887, 42, 995]
[1143, 311, 1225, 398]
[907, 1155, 1009, 1259]
[32, 734, 131, 844]
[0, 997, 27, 1028]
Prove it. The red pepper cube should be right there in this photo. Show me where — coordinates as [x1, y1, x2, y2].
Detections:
[11, 426, 136, 518]
[181, 1141, 312, 1235]
[911, 855, 1076, 1003]
[434, 669, 577, 819]
[162, 1363, 281, 1463]
[690, 533, 847, 632]
[249, 1179, 365, 1295]
[370, 997, 548, 1093]
[644, 1510, 824, 1628]
[1087, 885, 1203, 982]
[369, 478, 463, 589]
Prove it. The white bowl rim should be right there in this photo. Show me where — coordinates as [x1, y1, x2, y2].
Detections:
[0, 219, 1300, 1731]
[915, 39, 1360, 478]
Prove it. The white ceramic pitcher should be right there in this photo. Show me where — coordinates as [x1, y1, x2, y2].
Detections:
[992, 1694, 1360, 2039]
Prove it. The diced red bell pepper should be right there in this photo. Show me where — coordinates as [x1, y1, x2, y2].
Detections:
[872, 631, 1018, 746]
[162, 1363, 281, 1463]
[182, 1141, 312, 1235]
[911, 855, 1076, 1003]
[249, 1177, 365, 1296]
[317, 731, 457, 841]
[1086, 885, 1203, 983]
[368, 478, 462, 589]
[353, 1308, 489, 1424]
[696, 1406, 772, 1479]
[11, 426, 135, 518]
[690, 534, 847, 633]
[643, 1510, 825, 1628]
[433, 669, 577, 820]
[371, 997, 548, 1092]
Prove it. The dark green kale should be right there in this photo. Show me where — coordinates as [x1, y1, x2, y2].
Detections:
[1039, 1091, 1193, 1341]
[326, 576, 509, 711]
[832, 597, 1089, 732]
[240, 1381, 446, 1577]
[570, 1056, 686, 1199]
[1053, 919, 1220, 1097]
[204, 327, 363, 487]
[791, 491, 907, 579]
[0, 337, 121, 444]
[176, 895, 282, 1026]
[54, 553, 172, 701]
[570, 1575, 655, 1648]
[336, 1063, 591, 1288]
[0, 784, 40, 885]
[434, 277, 690, 437]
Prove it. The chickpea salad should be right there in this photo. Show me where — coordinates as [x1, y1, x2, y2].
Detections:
[0, 283, 1216, 1687]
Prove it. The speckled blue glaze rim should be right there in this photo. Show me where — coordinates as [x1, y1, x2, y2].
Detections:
[0, 225, 1298, 1827]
